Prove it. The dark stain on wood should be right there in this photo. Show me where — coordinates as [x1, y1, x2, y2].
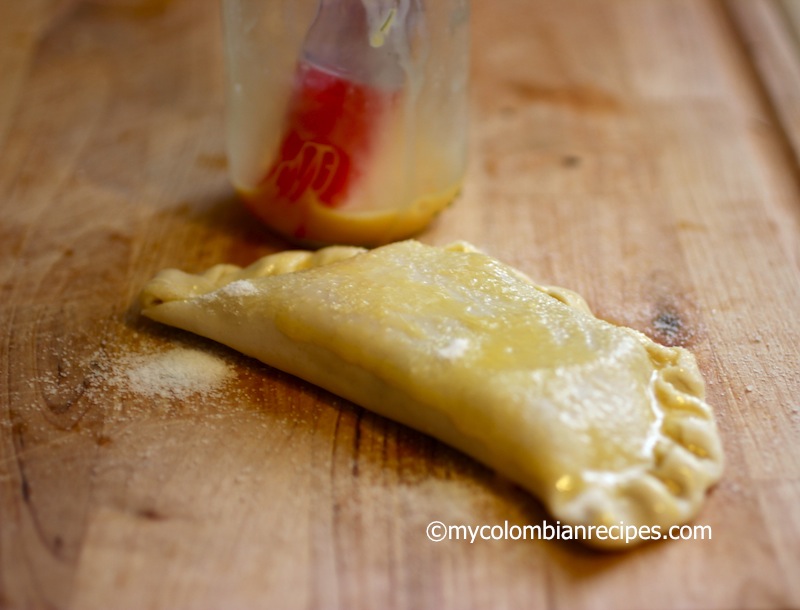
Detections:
[647, 300, 701, 348]
[137, 508, 167, 522]
[651, 309, 687, 347]
[21, 476, 31, 503]
[598, 270, 703, 349]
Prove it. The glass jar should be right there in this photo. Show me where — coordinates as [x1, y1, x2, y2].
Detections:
[221, 0, 470, 246]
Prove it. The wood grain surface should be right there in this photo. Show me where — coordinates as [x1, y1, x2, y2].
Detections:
[1, 0, 799, 608]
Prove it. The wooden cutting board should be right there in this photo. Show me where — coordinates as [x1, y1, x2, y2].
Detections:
[1, 0, 799, 608]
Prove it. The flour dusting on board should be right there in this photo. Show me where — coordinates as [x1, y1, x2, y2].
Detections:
[91, 346, 234, 401]
[118, 348, 233, 400]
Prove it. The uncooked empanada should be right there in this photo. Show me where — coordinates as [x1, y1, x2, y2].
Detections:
[140, 240, 723, 547]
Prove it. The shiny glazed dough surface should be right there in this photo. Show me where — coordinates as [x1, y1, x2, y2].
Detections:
[140, 240, 723, 548]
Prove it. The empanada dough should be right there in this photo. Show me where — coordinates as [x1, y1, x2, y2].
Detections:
[140, 240, 723, 547]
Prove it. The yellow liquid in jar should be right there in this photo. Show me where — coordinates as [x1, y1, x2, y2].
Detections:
[239, 180, 461, 247]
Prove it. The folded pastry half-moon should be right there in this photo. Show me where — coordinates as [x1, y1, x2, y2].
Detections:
[140, 240, 723, 548]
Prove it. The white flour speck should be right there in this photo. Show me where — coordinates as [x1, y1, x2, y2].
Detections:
[220, 280, 259, 298]
[438, 338, 470, 360]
